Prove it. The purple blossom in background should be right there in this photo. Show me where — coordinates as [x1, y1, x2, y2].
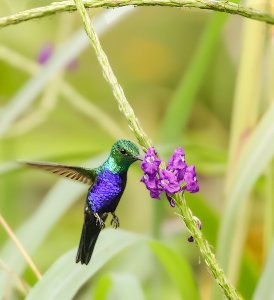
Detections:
[140, 147, 161, 176]
[67, 59, 78, 71]
[140, 146, 199, 207]
[37, 43, 78, 70]
[37, 43, 53, 65]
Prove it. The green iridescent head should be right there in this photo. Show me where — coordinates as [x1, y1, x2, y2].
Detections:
[106, 140, 141, 173]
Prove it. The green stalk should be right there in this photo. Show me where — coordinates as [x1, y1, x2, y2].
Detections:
[0, 0, 274, 29]
[73, 0, 241, 298]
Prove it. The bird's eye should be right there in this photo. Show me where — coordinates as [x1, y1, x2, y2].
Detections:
[119, 148, 127, 155]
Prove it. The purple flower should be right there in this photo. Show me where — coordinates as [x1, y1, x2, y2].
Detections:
[182, 166, 199, 193]
[141, 148, 161, 176]
[167, 147, 187, 183]
[37, 43, 53, 65]
[141, 174, 160, 199]
[166, 193, 175, 207]
[150, 189, 161, 199]
[174, 169, 186, 184]
[167, 147, 187, 171]
[158, 169, 180, 194]
[140, 146, 199, 206]
[141, 174, 157, 190]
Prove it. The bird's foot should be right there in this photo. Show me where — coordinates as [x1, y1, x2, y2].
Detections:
[111, 213, 119, 229]
[94, 213, 105, 229]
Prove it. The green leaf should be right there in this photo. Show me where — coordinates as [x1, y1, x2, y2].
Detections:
[149, 240, 199, 300]
[108, 273, 145, 300]
[252, 242, 274, 300]
[0, 156, 103, 298]
[216, 104, 274, 273]
[26, 229, 144, 300]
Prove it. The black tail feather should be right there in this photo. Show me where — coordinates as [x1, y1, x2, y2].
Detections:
[76, 209, 108, 265]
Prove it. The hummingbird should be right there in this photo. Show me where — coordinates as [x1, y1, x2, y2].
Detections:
[23, 140, 142, 265]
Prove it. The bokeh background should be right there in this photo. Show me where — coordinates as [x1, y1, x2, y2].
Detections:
[0, 1, 273, 299]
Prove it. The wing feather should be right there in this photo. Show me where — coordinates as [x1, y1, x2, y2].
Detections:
[22, 161, 97, 186]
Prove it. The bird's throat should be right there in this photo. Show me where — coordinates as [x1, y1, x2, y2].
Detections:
[103, 156, 129, 174]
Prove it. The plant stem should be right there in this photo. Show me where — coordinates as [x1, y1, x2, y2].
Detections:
[73, 1, 241, 298]
[73, 0, 152, 152]
[174, 194, 241, 300]
[0, 258, 29, 295]
[0, 0, 273, 29]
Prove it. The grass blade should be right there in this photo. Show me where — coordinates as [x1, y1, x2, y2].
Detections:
[26, 229, 145, 300]
[217, 103, 274, 278]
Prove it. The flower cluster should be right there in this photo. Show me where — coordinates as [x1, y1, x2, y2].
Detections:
[141, 147, 199, 207]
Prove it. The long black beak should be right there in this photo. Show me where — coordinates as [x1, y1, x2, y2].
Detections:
[135, 154, 144, 161]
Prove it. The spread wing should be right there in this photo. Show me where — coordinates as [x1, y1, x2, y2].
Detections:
[22, 161, 97, 186]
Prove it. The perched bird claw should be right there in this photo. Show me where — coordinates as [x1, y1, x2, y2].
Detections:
[94, 213, 105, 229]
[111, 213, 119, 229]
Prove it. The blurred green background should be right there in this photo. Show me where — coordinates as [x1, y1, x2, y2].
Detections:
[0, 1, 273, 300]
